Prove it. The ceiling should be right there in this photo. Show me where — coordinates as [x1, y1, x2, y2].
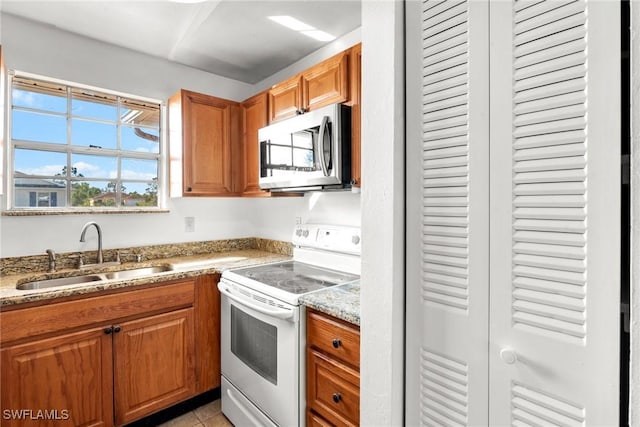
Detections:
[1, 0, 361, 84]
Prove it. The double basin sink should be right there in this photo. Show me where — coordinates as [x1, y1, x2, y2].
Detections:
[16, 265, 174, 291]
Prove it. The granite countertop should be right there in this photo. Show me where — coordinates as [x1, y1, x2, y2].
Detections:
[300, 280, 360, 326]
[0, 250, 290, 307]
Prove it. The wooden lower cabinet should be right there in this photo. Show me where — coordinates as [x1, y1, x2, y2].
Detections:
[306, 309, 360, 426]
[1, 327, 113, 427]
[113, 308, 195, 425]
[0, 276, 220, 427]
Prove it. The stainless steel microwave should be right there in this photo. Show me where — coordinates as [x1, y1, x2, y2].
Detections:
[258, 103, 351, 191]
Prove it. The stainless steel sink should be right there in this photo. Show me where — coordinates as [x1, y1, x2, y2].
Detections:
[102, 265, 173, 280]
[16, 265, 174, 290]
[16, 274, 103, 290]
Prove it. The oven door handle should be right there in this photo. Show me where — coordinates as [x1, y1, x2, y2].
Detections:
[217, 282, 295, 320]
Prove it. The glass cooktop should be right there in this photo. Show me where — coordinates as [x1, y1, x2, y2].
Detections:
[228, 261, 359, 295]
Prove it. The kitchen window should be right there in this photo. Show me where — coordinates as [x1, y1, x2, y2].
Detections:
[8, 72, 164, 210]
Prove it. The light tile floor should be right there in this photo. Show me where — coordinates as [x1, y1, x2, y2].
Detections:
[159, 399, 232, 427]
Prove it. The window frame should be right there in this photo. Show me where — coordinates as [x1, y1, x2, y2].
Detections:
[5, 70, 167, 212]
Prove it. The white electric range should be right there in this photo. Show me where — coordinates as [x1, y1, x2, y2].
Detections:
[218, 224, 361, 427]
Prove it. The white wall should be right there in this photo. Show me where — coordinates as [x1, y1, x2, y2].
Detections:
[360, 1, 405, 426]
[0, 12, 361, 258]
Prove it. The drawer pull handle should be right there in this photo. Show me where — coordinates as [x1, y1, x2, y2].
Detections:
[332, 393, 342, 403]
[332, 338, 342, 348]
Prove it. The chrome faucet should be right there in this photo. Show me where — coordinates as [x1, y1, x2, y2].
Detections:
[79, 221, 103, 264]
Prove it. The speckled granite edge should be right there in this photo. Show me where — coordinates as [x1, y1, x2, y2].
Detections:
[300, 281, 360, 326]
[0, 250, 291, 307]
[0, 238, 292, 276]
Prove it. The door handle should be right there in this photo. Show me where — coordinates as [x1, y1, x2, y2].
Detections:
[500, 348, 518, 365]
[317, 115, 330, 176]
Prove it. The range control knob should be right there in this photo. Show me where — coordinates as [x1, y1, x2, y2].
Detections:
[302, 229, 309, 238]
[352, 235, 361, 245]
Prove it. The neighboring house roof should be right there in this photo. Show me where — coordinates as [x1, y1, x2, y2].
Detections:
[14, 172, 66, 189]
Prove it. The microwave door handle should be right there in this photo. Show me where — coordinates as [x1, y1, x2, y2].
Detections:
[318, 115, 330, 176]
[217, 282, 295, 320]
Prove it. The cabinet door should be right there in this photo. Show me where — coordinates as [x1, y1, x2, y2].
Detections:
[113, 308, 195, 425]
[268, 75, 302, 123]
[180, 90, 240, 196]
[348, 44, 361, 188]
[241, 92, 268, 195]
[301, 51, 349, 112]
[194, 274, 221, 393]
[1, 327, 114, 427]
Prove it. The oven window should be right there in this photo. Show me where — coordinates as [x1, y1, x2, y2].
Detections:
[230, 305, 278, 385]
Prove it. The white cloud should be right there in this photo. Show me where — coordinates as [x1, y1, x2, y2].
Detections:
[13, 90, 39, 108]
[120, 169, 156, 180]
[72, 161, 107, 177]
[20, 164, 66, 176]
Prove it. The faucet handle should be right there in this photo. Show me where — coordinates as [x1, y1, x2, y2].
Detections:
[68, 253, 85, 269]
[116, 251, 142, 263]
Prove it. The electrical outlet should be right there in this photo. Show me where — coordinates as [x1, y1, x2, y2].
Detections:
[295, 216, 302, 225]
[185, 216, 195, 232]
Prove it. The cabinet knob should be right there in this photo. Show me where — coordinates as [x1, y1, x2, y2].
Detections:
[186, 186, 192, 192]
[104, 327, 113, 334]
[332, 338, 342, 348]
[113, 325, 121, 333]
[332, 393, 342, 403]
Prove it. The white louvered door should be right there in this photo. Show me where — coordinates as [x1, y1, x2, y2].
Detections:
[489, 1, 620, 425]
[406, 1, 490, 425]
[406, 0, 621, 425]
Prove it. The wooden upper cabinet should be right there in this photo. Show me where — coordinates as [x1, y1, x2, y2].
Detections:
[241, 92, 269, 195]
[268, 50, 350, 124]
[169, 89, 241, 196]
[301, 50, 349, 113]
[348, 43, 362, 188]
[268, 75, 302, 123]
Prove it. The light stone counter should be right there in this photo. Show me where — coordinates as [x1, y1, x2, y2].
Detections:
[0, 250, 290, 307]
[300, 281, 360, 326]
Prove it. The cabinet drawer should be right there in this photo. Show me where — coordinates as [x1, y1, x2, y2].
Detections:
[0, 280, 195, 344]
[307, 349, 359, 426]
[307, 409, 333, 427]
[307, 310, 360, 368]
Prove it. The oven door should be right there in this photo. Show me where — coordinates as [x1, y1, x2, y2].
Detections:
[218, 279, 300, 427]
